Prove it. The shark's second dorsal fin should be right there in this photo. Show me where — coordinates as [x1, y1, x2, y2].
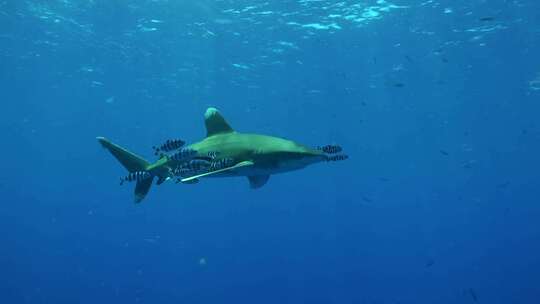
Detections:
[205, 107, 234, 137]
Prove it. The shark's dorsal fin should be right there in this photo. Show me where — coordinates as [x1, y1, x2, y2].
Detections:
[248, 175, 270, 189]
[181, 161, 254, 183]
[205, 107, 234, 137]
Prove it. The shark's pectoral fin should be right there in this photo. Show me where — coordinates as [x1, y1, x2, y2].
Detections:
[179, 178, 199, 184]
[247, 175, 270, 189]
[156, 176, 170, 185]
[180, 161, 254, 183]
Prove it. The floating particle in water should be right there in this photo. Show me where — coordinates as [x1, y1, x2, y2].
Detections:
[214, 18, 233, 25]
[105, 96, 115, 104]
[139, 26, 158, 32]
[530, 75, 540, 91]
[496, 181, 510, 189]
[479, 16, 495, 22]
[232, 63, 250, 70]
[393, 64, 404, 71]
[143, 238, 158, 244]
[301, 23, 341, 30]
[466, 288, 479, 302]
[80, 66, 94, 73]
[361, 196, 373, 203]
[199, 257, 207, 266]
[203, 29, 216, 37]
[462, 160, 477, 169]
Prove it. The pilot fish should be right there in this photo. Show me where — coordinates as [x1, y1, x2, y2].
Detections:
[326, 154, 349, 162]
[120, 171, 152, 185]
[152, 139, 185, 155]
[318, 144, 343, 154]
[169, 148, 198, 162]
[210, 158, 235, 171]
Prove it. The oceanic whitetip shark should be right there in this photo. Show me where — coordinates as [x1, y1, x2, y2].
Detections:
[97, 107, 348, 203]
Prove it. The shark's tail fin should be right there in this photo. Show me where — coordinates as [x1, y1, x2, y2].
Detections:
[96, 137, 153, 203]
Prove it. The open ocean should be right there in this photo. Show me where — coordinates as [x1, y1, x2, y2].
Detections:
[1, 0, 540, 303]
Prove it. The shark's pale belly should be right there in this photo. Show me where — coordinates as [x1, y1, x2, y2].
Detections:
[232, 163, 307, 176]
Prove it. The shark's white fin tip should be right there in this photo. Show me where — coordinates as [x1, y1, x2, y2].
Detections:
[204, 107, 219, 119]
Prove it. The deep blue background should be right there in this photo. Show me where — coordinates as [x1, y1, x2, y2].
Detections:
[1, 0, 540, 303]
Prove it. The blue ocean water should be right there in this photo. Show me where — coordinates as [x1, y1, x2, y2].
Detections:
[2, 0, 540, 303]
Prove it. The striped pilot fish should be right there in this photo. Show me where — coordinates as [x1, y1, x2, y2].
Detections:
[326, 154, 348, 162]
[172, 167, 192, 178]
[317, 144, 343, 154]
[210, 158, 235, 171]
[173, 159, 212, 177]
[120, 171, 152, 185]
[173, 158, 235, 179]
[152, 139, 185, 155]
[169, 148, 198, 162]
[184, 159, 212, 172]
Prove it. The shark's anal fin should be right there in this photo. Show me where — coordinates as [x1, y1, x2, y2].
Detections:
[205, 107, 234, 137]
[248, 175, 270, 189]
[180, 161, 254, 183]
[134, 177, 154, 204]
